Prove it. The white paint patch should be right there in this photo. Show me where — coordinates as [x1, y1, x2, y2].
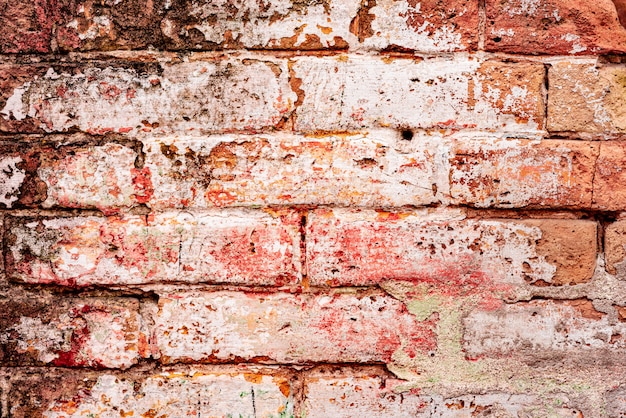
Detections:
[561, 33, 587, 54]
[504, 0, 541, 16]
[44, 372, 292, 418]
[145, 131, 450, 209]
[4, 317, 67, 363]
[0, 156, 25, 207]
[363, 0, 466, 52]
[16, 58, 296, 134]
[294, 55, 542, 133]
[1, 82, 30, 121]
[186, 0, 359, 49]
[464, 300, 626, 357]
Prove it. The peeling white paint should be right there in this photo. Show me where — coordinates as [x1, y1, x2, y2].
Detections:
[363, 0, 467, 52]
[44, 372, 292, 418]
[1, 82, 30, 121]
[0, 156, 25, 207]
[186, 0, 359, 49]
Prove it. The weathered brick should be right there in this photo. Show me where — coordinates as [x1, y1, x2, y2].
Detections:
[161, 0, 357, 51]
[145, 132, 447, 209]
[293, 56, 545, 133]
[5, 210, 301, 287]
[463, 299, 626, 360]
[0, 291, 147, 368]
[7, 367, 293, 418]
[355, 0, 478, 52]
[450, 139, 598, 209]
[0, 0, 60, 53]
[304, 371, 585, 417]
[53, 0, 480, 53]
[154, 290, 437, 364]
[56, 0, 359, 51]
[307, 209, 597, 287]
[486, 0, 626, 55]
[0, 139, 144, 212]
[593, 142, 626, 211]
[0, 58, 296, 134]
[56, 0, 166, 51]
[605, 385, 626, 417]
[604, 219, 626, 275]
[548, 60, 626, 134]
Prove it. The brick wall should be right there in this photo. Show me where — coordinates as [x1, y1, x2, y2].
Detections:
[1, 0, 626, 416]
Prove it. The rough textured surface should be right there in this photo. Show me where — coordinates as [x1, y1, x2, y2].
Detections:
[464, 299, 626, 360]
[0, 291, 147, 368]
[450, 139, 598, 209]
[307, 209, 597, 287]
[4, 367, 293, 418]
[594, 142, 626, 210]
[5, 210, 301, 287]
[605, 219, 626, 275]
[304, 371, 585, 417]
[486, 0, 626, 55]
[0, 58, 296, 135]
[548, 60, 626, 134]
[145, 132, 448, 208]
[1, 0, 625, 415]
[293, 57, 545, 133]
[155, 290, 438, 364]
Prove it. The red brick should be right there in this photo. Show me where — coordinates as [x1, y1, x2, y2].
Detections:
[548, 61, 626, 134]
[304, 372, 585, 417]
[0, 58, 295, 134]
[355, 0, 478, 52]
[604, 219, 626, 275]
[154, 290, 437, 364]
[307, 209, 596, 288]
[0, 291, 147, 369]
[605, 385, 626, 417]
[593, 142, 626, 211]
[4, 210, 301, 287]
[145, 132, 447, 209]
[486, 0, 626, 55]
[56, 0, 165, 51]
[293, 57, 545, 133]
[5, 367, 293, 417]
[450, 139, 598, 209]
[0, 0, 60, 53]
[0, 139, 143, 212]
[463, 299, 626, 361]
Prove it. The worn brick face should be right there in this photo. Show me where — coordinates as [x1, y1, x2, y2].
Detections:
[0, 291, 147, 369]
[5, 367, 293, 417]
[154, 290, 437, 364]
[0, 58, 296, 135]
[548, 61, 626, 134]
[356, 0, 478, 52]
[0, 0, 60, 53]
[306, 209, 596, 287]
[450, 139, 598, 209]
[304, 372, 585, 417]
[486, 0, 626, 55]
[593, 142, 626, 211]
[145, 132, 447, 208]
[463, 299, 626, 361]
[5, 210, 301, 287]
[293, 56, 545, 133]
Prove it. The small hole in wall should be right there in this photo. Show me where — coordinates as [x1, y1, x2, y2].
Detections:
[401, 129, 414, 141]
[493, 37, 502, 43]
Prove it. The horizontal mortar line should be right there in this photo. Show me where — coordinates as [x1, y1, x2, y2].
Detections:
[0, 362, 392, 373]
[0, 206, 607, 218]
[0, 50, 617, 64]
